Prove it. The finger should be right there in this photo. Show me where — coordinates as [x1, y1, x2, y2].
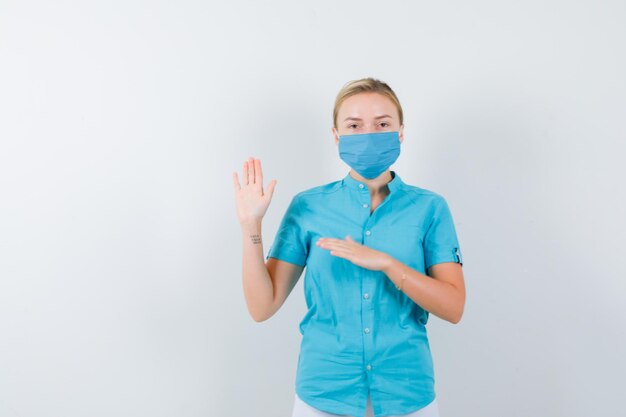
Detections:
[255, 159, 263, 187]
[232, 172, 241, 191]
[247, 156, 254, 185]
[331, 244, 356, 253]
[318, 237, 342, 244]
[243, 160, 249, 185]
[329, 249, 352, 260]
[329, 238, 352, 247]
[266, 179, 277, 200]
[318, 240, 351, 251]
[317, 238, 349, 249]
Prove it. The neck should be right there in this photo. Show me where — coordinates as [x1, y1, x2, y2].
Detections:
[349, 170, 394, 195]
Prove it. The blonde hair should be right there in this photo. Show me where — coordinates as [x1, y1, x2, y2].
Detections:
[333, 77, 404, 129]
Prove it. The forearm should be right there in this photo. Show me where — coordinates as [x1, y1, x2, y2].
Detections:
[381, 257, 463, 324]
[241, 219, 274, 322]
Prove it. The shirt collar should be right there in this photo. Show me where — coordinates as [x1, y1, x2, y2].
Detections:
[341, 170, 403, 193]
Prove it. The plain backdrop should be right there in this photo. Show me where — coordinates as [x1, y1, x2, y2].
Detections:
[1, 1, 625, 416]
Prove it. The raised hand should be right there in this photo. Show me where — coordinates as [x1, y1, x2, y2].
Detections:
[233, 157, 277, 225]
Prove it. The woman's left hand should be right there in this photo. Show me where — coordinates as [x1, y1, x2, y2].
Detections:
[315, 235, 392, 271]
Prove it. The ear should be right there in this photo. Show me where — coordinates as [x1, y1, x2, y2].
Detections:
[332, 126, 340, 145]
[398, 124, 404, 144]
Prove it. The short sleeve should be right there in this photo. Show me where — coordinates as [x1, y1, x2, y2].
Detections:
[423, 196, 463, 271]
[265, 194, 308, 267]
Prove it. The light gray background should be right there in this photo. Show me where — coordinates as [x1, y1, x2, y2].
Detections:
[1, 1, 624, 416]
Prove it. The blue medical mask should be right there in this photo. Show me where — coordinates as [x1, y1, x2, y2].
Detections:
[338, 131, 401, 179]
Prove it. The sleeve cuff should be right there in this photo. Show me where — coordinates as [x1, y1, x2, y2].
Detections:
[266, 245, 307, 267]
[425, 247, 463, 270]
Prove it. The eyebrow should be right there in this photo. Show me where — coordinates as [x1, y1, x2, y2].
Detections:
[343, 114, 393, 122]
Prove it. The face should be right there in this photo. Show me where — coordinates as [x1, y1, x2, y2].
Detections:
[332, 92, 404, 146]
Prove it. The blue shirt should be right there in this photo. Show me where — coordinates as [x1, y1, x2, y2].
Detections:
[266, 170, 463, 417]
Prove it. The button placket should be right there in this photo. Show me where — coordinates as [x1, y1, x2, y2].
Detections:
[357, 179, 375, 377]
[360, 182, 370, 212]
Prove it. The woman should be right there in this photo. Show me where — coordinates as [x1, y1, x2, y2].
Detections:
[233, 78, 465, 417]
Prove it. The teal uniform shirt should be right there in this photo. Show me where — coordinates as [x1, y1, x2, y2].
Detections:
[266, 170, 463, 417]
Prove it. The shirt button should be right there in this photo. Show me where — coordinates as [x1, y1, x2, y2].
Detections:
[362, 203, 369, 208]
[358, 184, 364, 189]
[363, 293, 369, 299]
[366, 364, 372, 371]
[365, 230, 371, 236]
[364, 327, 370, 334]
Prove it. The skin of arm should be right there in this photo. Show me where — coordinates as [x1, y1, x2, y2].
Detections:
[381, 258, 465, 324]
[240, 219, 275, 322]
[241, 218, 304, 322]
[316, 236, 465, 324]
[234, 157, 305, 323]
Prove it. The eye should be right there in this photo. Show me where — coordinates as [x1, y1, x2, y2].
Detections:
[380, 122, 390, 127]
[347, 123, 358, 129]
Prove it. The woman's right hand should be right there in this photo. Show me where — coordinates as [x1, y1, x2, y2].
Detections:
[232, 156, 277, 225]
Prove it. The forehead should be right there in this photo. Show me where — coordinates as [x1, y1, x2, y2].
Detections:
[338, 92, 398, 118]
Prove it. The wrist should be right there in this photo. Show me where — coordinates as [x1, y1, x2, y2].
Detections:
[381, 254, 397, 274]
[240, 218, 262, 232]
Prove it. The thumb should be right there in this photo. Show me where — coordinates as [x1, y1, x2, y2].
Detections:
[265, 179, 277, 199]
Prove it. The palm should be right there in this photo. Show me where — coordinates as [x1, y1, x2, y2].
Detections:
[232, 157, 277, 224]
